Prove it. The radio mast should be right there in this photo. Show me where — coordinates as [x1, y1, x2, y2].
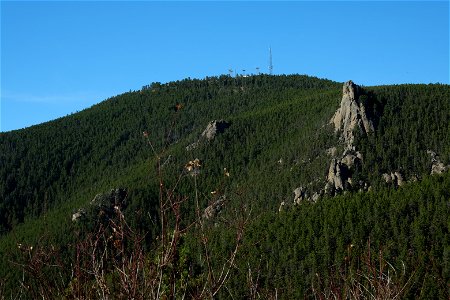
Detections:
[269, 47, 273, 75]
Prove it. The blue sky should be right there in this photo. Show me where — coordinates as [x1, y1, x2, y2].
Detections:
[1, 1, 449, 132]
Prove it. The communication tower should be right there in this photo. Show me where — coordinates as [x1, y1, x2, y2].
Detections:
[269, 47, 273, 75]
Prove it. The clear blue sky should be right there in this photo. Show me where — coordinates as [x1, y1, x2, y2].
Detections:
[1, 1, 449, 132]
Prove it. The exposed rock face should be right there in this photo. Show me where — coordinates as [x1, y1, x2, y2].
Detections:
[201, 120, 231, 141]
[293, 186, 308, 205]
[431, 162, 448, 175]
[341, 150, 362, 169]
[326, 147, 337, 157]
[187, 120, 231, 150]
[382, 172, 404, 187]
[91, 188, 127, 209]
[382, 173, 392, 184]
[331, 80, 374, 148]
[394, 172, 404, 186]
[72, 208, 86, 222]
[325, 149, 364, 193]
[427, 150, 449, 175]
[203, 196, 226, 220]
[326, 159, 345, 192]
[72, 188, 127, 222]
[323, 80, 373, 196]
[293, 184, 326, 204]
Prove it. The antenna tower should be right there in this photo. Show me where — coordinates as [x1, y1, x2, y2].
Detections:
[269, 47, 273, 75]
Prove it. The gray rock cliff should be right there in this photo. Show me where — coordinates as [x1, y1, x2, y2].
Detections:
[201, 120, 231, 141]
[187, 120, 231, 150]
[323, 81, 374, 195]
[331, 80, 374, 149]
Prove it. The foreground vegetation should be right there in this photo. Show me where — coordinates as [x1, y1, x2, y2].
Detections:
[3, 171, 449, 298]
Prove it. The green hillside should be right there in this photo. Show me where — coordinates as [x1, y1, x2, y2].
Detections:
[0, 75, 449, 298]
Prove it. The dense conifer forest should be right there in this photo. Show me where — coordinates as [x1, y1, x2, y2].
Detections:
[0, 74, 448, 298]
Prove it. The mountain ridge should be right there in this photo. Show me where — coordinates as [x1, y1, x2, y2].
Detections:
[0, 74, 449, 298]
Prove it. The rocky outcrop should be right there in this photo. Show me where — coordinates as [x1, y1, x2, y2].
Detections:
[201, 120, 231, 141]
[382, 173, 393, 184]
[325, 150, 364, 193]
[203, 196, 226, 220]
[341, 150, 362, 169]
[187, 120, 231, 150]
[325, 147, 337, 157]
[323, 80, 374, 195]
[427, 150, 449, 175]
[431, 162, 448, 175]
[394, 172, 404, 186]
[186, 141, 200, 151]
[326, 159, 345, 192]
[293, 186, 308, 205]
[293, 186, 323, 204]
[72, 188, 127, 222]
[379, 150, 449, 189]
[294, 81, 376, 204]
[382, 172, 405, 187]
[331, 81, 374, 149]
[72, 208, 86, 222]
[91, 188, 127, 210]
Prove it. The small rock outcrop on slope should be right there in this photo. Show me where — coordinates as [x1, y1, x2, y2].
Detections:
[331, 80, 374, 149]
[382, 172, 405, 187]
[186, 120, 231, 150]
[72, 208, 86, 222]
[90, 188, 127, 210]
[326, 159, 345, 192]
[293, 186, 308, 205]
[201, 120, 231, 141]
[72, 188, 127, 222]
[427, 150, 449, 175]
[325, 151, 364, 193]
[203, 196, 226, 220]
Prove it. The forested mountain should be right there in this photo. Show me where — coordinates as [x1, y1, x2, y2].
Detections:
[0, 74, 448, 298]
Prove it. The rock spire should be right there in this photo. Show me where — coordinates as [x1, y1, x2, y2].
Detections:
[331, 80, 374, 149]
